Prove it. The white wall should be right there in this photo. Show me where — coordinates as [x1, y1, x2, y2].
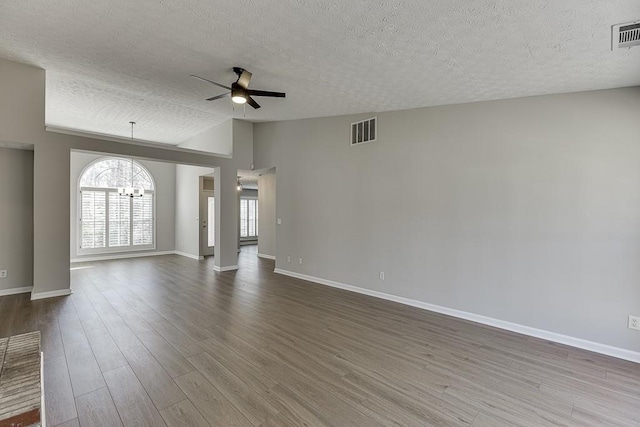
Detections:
[70, 152, 176, 260]
[258, 173, 276, 257]
[0, 148, 33, 292]
[253, 87, 640, 353]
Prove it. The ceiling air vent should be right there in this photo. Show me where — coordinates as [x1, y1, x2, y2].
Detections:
[351, 117, 377, 146]
[612, 20, 640, 49]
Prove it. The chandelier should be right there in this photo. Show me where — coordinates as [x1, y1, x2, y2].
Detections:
[118, 121, 145, 198]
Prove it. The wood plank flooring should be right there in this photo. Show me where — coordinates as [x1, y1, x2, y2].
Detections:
[0, 245, 638, 426]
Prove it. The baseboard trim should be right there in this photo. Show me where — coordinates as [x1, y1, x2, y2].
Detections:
[257, 253, 276, 260]
[273, 268, 640, 364]
[31, 288, 73, 301]
[213, 265, 239, 272]
[71, 251, 175, 263]
[0, 286, 33, 297]
[174, 251, 204, 261]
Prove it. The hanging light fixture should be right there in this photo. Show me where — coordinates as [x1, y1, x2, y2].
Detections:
[237, 176, 243, 192]
[118, 122, 145, 198]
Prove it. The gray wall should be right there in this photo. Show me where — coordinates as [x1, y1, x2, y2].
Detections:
[253, 87, 640, 353]
[70, 151, 176, 260]
[0, 148, 34, 291]
[258, 173, 276, 257]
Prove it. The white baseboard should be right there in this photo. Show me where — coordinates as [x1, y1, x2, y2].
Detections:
[0, 286, 33, 297]
[40, 351, 46, 427]
[174, 251, 204, 261]
[274, 268, 640, 364]
[71, 251, 175, 263]
[31, 288, 73, 301]
[257, 253, 276, 260]
[213, 265, 239, 272]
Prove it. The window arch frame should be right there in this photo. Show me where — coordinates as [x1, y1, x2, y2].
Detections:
[77, 156, 157, 255]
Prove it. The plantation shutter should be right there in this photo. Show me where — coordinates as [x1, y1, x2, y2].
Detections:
[133, 193, 153, 245]
[239, 198, 258, 238]
[240, 199, 248, 237]
[109, 192, 131, 247]
[81, 191, 106, 248]
[248, 199, 256, 237]
[78, 158, 156, 254]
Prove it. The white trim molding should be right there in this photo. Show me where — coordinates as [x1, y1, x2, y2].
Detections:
[274, 268, 640, 364]
[213, 265, 239, 272]
[174, 251, 204, 261]
[71, 251, 175, 263]
[31, 288, 73, 301]
[0, 286, 33, 297]
[257, 253, 276, 260]
[58, 127, 233, 159]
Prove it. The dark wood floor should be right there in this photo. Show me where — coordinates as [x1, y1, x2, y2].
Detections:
[0, 246, 638, 426]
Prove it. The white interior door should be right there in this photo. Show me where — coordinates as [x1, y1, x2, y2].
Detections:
[206, 196, 215, 255]
[200, 190, 214, 257]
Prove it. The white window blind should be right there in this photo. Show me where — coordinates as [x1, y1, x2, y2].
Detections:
[240, 199, 248, 237]
[109, 192, 131, 247]
[133, 193, 153, 245]
[81, 191, 106, 249]
[240, 198, 258, 238]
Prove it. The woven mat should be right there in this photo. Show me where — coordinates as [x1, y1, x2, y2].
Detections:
[0, 331, 42, 426]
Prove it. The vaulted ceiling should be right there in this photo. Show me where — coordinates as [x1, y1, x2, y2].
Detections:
[1, 0, 639, 144]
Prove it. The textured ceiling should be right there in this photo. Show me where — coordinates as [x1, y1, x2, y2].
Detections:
[1, 0, 639, 144]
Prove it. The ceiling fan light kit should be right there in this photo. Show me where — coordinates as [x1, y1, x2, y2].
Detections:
[191, 67, 286, 110]
[231, 95, 247, 104]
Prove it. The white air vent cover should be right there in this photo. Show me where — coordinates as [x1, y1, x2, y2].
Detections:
[612, 21, 640, 49]
[351, 117, 377, 146]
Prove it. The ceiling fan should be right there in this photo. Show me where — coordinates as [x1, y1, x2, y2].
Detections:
[191, 67, 286, 109]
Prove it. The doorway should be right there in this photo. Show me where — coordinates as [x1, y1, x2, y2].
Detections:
[199, 176, 215, 257]
[257, 168, 276, 260]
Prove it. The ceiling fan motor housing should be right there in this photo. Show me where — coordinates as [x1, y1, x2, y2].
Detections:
[231, 82, 248, 100]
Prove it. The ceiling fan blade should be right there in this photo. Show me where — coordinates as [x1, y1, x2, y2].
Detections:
[237, 70, 252, 89]
[190, 75, 231, 90]
[247, 89, 286, 98]
[206, 93, 230, 101]
[246, 96, 261, 109]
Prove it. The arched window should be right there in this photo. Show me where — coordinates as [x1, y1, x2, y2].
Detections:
[78, 157, 155, 254]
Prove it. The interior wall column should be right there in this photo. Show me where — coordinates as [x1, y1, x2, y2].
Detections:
[213, 166, 239, 271]
[32, 142, 72, 299]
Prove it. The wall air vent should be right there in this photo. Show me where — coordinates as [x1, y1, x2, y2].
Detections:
[351, 117, 377, 146]
[612, 20, 640, 50]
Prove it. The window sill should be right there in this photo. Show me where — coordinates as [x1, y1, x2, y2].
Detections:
[78, 245, 156, 256]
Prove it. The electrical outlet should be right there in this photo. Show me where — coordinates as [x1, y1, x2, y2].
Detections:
[0, 270, 7, 278]
[298, 258, 303, 265]
[629, 315, 640, 331]
[287, 256, 291, 263]
[379, 272, 384, 280]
